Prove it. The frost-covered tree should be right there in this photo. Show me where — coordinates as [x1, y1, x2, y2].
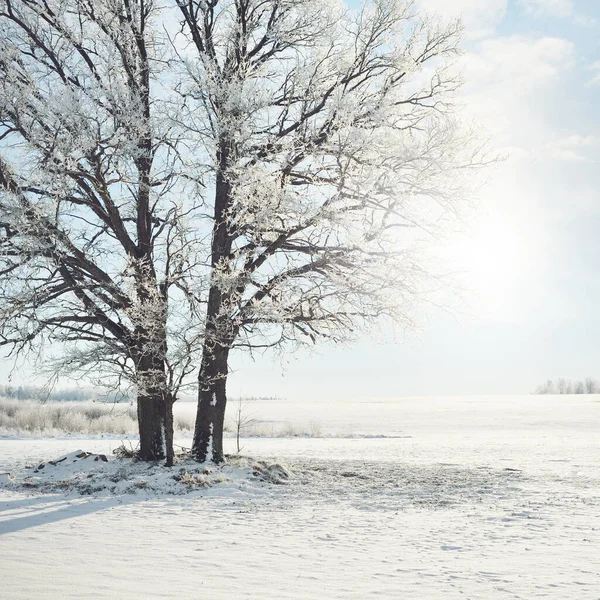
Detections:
[556, 377, 568, 395]
[0, 0, 202, 464]
[584, 377, 598, 394]
[534, 377, 599, 395]
[174, 0, 486, 461]
[0, 0, 487, 465]
[535, 379, 556, 394]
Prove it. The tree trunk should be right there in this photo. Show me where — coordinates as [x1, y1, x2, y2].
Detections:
[164, 393, 175, 467]
[192, 345, 230, 463]
[137, 390, 166, 461]
[135, 336, 173, 463]
[192, 138, 235, 463]
[137, 386, 175, 464]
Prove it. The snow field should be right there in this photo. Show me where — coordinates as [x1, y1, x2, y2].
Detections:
[0, 395, 598, 599]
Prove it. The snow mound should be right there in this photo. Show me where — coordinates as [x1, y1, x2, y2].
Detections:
[0, 450, 293, 496]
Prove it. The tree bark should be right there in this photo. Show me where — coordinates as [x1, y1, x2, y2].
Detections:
[164, 393, 175, 467]
[137, 389, 166, 461]
[134, 322, 174, 463]
[192, 345, 230, 463]
[137, 384, 175, 464]
[192, 136, 236, 463]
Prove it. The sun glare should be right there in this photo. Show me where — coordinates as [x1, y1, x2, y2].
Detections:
[445, 210, 536, 319]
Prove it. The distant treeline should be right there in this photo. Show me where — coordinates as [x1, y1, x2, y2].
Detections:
[535, 378, 599, 395]
[0, 385, 281, 404]
[0, 384, 130, 403]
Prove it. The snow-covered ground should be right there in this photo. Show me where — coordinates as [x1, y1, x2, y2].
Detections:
[1, 395, 598, 599]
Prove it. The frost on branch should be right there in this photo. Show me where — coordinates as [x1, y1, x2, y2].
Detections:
[174, 0, 484, 355]
[170, 0, 490, 461]
[1, 0, 490, 462]
[0, 0, 205, 461]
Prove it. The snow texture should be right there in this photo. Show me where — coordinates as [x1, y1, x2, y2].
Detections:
[0, 395, 598, 599]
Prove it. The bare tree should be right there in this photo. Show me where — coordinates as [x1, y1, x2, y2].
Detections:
[534, 377, 598, 395]
[556, 377, 568, 395]
[232, 396, 255, 454]
[173, 0, 487, 461]
[584, 377, 598, 394]
[0, 0, 488, 465]
[0, 0, 201, 464]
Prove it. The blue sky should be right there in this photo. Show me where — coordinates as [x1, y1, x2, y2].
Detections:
[1, 0, 599, 399]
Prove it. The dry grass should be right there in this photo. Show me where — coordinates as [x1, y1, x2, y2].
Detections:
[0, 397, 325, 438]
[0, 398, 138, 435]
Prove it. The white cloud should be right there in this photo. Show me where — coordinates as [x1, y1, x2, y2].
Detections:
[518, 0, 596, 26]
[460, 35, 577, 155]
[418, 0, 507, 38]
[545, 134, 597, 162]
[573, 13, 598, 28]
[463, 35, 575, 97]
[519, 0, 574, 18]
[586, 61, 600, 87]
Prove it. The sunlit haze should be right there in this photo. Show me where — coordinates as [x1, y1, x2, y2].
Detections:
[1, 0, 598, 399]
[228, 0, 600, 400]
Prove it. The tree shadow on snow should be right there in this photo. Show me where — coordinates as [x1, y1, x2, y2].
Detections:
[0, 495, 137, 535]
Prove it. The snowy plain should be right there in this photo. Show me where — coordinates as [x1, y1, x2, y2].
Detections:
[0, 394, 598, 599]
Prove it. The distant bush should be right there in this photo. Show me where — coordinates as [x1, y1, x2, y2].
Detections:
[534, 377, 599, 394]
